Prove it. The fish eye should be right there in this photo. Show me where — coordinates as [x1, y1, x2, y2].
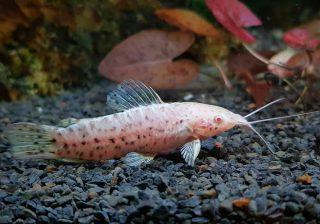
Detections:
[214, 116, 223, 123]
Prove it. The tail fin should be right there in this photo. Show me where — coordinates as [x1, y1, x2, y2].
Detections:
[5, 122, 58, 159]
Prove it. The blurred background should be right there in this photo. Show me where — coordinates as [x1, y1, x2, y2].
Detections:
[0, 0, 319, 101]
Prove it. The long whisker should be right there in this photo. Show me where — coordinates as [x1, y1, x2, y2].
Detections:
[244, 98, 286, 118]
[247, 124, 275, 154]
[249, 111, 319, 124]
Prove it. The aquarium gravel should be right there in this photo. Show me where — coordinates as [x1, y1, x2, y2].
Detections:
[0, 80, 320, 223]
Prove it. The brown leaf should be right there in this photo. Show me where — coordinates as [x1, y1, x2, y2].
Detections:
[155, 8, 221, 39]
[246, 81, 270, 107]
[98, 30, 199, 89]
[228, 51, 275, 77]
[287, 49, 320, 76]
[297, 174, 312, 184]
[227, 51, 274, 106]
[232, 198, 251, 208]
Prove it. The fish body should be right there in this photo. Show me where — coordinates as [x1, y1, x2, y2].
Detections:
[5, 80, 247, 166]
[53, 102, 242, 161]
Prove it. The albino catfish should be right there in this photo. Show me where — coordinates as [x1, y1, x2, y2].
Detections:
[5, 80, 317, 166]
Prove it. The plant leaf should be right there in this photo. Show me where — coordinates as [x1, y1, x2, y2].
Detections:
[205, 0, 261, 43]
[283, 28, 320, 50]
[268, 49, 297, 78]
[286, 48, 320, 75]
[246, 81, 270, 107]
[98, 30, 199, 89]
[228, 51, 275, 77]
[155, 8, 221, 39]
[227, 51, 275, 106]
[227, 0, 262, 27]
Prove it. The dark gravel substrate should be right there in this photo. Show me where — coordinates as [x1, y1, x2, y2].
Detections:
[0, 80, 319, 224]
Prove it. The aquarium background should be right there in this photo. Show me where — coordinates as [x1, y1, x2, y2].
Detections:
[0, 0, 319, 101]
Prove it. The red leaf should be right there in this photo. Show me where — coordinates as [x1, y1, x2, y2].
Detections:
[226, 0, 262, 27]
[205, 0, 261, 43]
[283, 28, 320, 50]
[98, 30, 199, 89]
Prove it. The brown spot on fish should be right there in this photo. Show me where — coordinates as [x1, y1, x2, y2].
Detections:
[94, 138, 100, 143]
[72, 143, 77, 147]
[121, 137, 125, 142]
[99, 154, 103, 159]
[66, 150, 71, 155]
[115, 145, 121, 150]
[137, 135, 141, 139]
[51, 138, 56, 143]
[109, 138, 115, 143]
[89, 151, 94, 157]
[81, 141, 86, 145]
[79, 152, 84, 157]
[63, 143, 68, 149]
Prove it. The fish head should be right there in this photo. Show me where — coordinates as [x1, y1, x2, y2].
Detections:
[192, 105, 248, 139]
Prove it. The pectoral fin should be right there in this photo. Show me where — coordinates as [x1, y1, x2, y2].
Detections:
[122, 152, 156, 166]
[180, 139, 201, 166]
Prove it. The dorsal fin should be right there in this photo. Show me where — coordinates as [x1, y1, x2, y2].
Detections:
[107, 80, 163, 111]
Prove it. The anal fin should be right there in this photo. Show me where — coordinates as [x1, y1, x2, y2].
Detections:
[180, 139, 201, 166]
[122, 152, 156, 166]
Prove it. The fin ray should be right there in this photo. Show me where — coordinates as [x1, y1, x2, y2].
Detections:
[180, 139, 201, 166]
[107, 80, 163, 112]
[5, 122, 58, 160]
[122, 152, 156, 166]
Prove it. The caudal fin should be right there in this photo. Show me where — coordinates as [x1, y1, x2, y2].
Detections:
[5, 122, 58, 159]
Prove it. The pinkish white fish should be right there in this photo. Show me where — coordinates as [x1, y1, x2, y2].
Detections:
[5, 80, 318, 166]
